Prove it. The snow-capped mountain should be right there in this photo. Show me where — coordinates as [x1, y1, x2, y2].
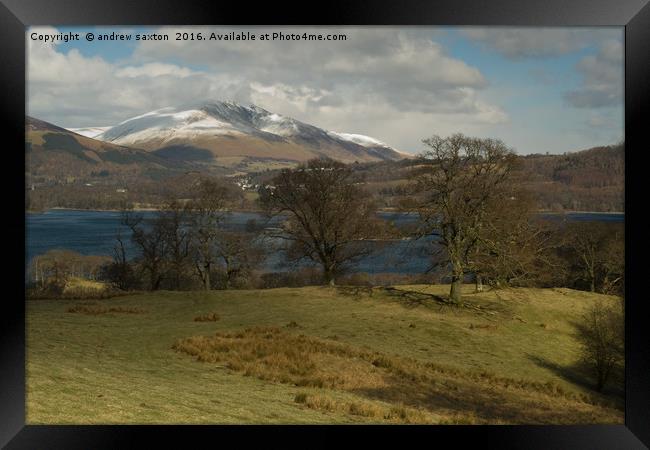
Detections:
[94, 101, 407, 166]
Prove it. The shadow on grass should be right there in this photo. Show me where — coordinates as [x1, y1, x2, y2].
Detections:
[527, 354, 594, 390]
[335, 286, 374, 300]
[379, 286, 454, 310]
[350, 368, 621, 424]
[174, 326, 623, 424]
[526, 354, 624, 402]
[376, 287, 513, 322]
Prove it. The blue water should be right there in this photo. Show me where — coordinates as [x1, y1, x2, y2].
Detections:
[538, 212, 625, 223]
[25, 209, 623, 275]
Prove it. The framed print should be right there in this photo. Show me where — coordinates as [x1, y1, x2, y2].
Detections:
[2, 0, 649, 448]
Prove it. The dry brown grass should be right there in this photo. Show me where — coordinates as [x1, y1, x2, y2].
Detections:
[172, 326, 621, 424]
[66, 305, 147, 315]
[193, 312, 220, 322]
[293, 392, 440, 424]
[173, 326, 379, 389]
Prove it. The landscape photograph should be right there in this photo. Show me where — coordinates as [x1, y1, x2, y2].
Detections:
[25, 26, 625, 424]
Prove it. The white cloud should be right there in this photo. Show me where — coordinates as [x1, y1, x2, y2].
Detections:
[115, 63, 198, 78]
[27, 26, 508, 152]
[130, 26, 496, 118]
[564, 39, 623, 108]
[460, 27, 622, 59]
[27, 27, 241, 126]
[459, 27, 623, 112]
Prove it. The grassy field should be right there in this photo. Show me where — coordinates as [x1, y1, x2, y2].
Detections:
[26, 284, 624, 424]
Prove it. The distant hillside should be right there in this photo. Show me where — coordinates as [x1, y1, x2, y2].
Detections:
[309, 145, 624, 213]
[26, 116, 185, 186]
[521, 144, 624, 212]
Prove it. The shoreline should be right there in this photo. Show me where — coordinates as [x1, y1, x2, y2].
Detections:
[536, 210, 625, 215]
[27, 207, 625, 215]
[27, 206, 267, 214]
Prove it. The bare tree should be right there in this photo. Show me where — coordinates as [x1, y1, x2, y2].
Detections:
[561, 222, 625, 294]
[600, 226, 625, 295]
[101, 230, 139, 290]
[158, 200, 192, 290]
[122, 210, 169, 291]
[213, 231, 264, 289]
[259, 158, 382, 286]
[575, 299, 624, 392]
[409, 134, 520, 304]
[467, 190, 561, 289]
[186, 179, 232, 290]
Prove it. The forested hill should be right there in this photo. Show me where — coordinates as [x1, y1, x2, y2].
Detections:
[521, 144, 624, 212]
[335, 143, 624, 213]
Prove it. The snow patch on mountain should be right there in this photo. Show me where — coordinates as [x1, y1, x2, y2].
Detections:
[67, 126, 112, 138]
[328, 132, 390, 148]
[97, 105, 247, 146]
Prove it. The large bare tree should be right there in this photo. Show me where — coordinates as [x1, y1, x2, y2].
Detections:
[409, 134, 521, 304]
[259, 158, 382, 286]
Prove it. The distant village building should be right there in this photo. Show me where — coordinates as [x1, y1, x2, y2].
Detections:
[235, 177, 256, 190]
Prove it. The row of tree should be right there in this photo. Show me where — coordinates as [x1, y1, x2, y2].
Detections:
[263, 135, 622, 303]
[90, 134, 623, 304]
[101, 179, 262, 292]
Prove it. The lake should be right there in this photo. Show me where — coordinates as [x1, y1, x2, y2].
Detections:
[26, 209, 624, 275]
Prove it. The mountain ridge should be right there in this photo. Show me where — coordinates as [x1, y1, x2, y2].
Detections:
[91, 101, 408, 166]
[26, 116, 187, 185]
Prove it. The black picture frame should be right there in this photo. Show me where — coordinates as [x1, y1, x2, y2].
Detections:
[2, 1, 648, 448]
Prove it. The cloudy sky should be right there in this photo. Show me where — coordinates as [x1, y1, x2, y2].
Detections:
[27, 26, 623, 155]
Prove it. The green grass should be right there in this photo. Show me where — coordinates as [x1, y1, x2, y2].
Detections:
[26, 285, 624, 424]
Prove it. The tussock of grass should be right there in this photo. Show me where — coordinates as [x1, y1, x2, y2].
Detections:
[469, 323, 498, 331]
[173, 327, 375, 389]
[67, 305, 147, 315]
[294, 392, 437, 424]
[194, 312, 220, 322]
[173, 326, 620, 423]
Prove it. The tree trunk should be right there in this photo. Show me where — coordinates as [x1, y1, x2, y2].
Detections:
[323, 266, 336, 286]
[475, 274, 484, 293]
[449, 262, 463, 304]
[203, 262, 211, 290]
[596, 371, 605, 392]
[224, 258, 231, 290]
[150, 271, 158, 291]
